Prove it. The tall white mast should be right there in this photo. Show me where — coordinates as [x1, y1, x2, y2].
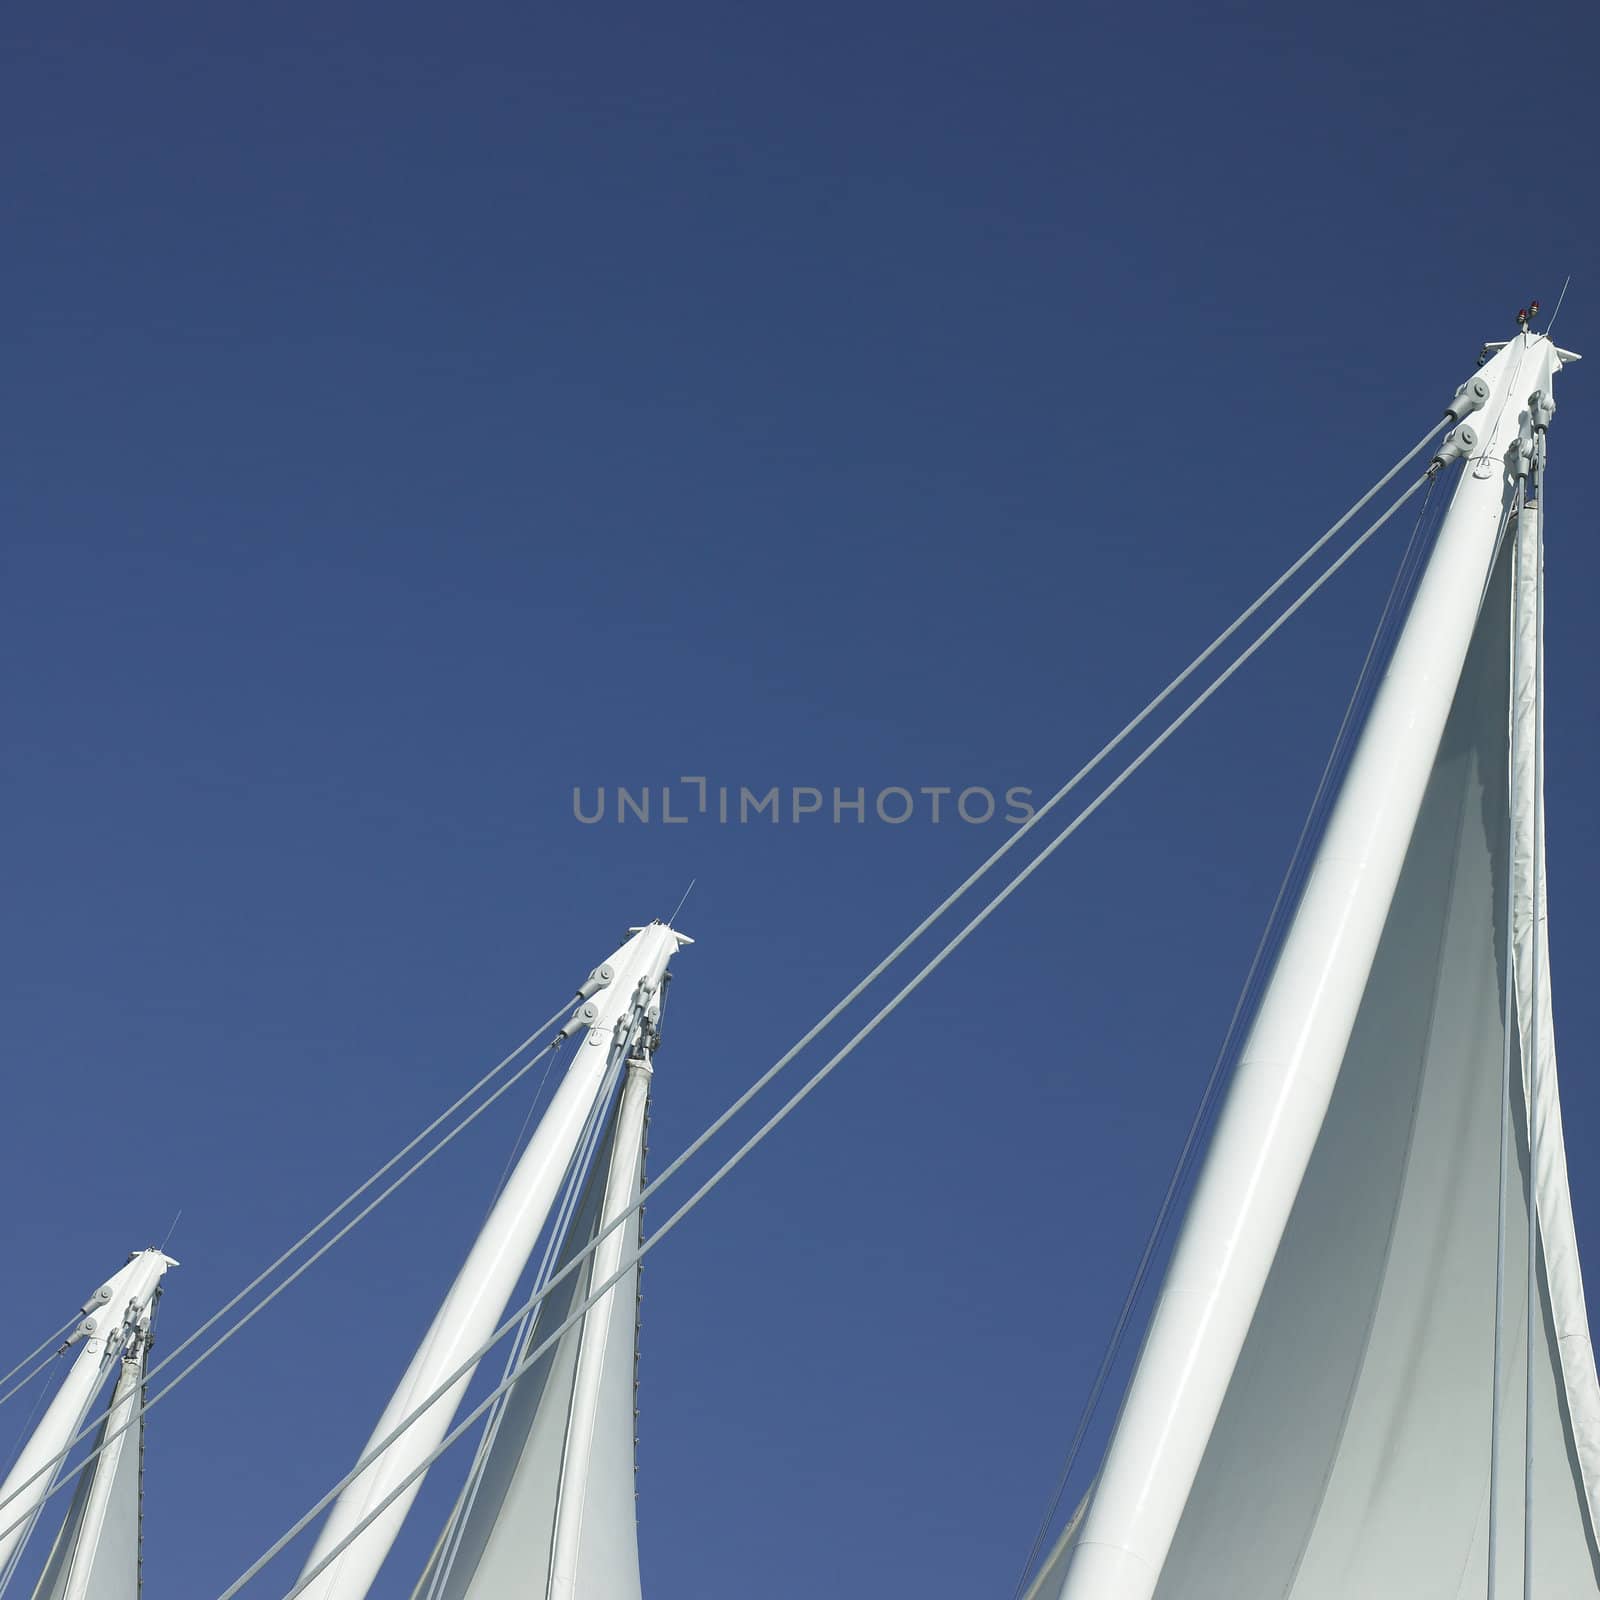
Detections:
[297, 922, 688, 1600]
[1057, 332, 1569, 1599]
[0, 1250, 175, 1587]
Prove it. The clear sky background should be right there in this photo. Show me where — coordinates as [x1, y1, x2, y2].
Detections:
[4, 5, 1598, 1597]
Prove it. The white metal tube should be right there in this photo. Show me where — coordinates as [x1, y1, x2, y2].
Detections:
[296, 924, 681, 1600]
[548, 1058, 651, 1600]
[0, 1252, 172, 1583]
[1058, 335, 1561, 1599]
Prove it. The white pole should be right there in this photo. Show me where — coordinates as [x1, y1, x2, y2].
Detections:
[296, 923, 685, 1600]
[548, 1055, 651, 1600]
[1058, 333, 1564, 1600]
[0, 1251, 174, 1584]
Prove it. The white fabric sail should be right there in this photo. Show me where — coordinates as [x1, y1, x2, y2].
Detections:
[1047, 350, 1600, 1592]
[1510, 499, 1600, 1533]
[416, 1066, 648, 1600]
[31, 1349, 144, 1600]
[1137, 531, 1600, 1596]
[304, 926, 679, 1600]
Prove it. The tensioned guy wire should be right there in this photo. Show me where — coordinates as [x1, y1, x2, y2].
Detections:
[217, 466, 1435, 1600]
[0, 1353, 60, 1416]
[8, 420, 1449, 1583]
[4, 425, 1451, 1577]
[0, 1015, 575, 1542]
[11, 417, 1451, 1558]
[1, 1356, 61, 1490]
[512, 421, 1450, 1311]
[479, 1050, 563, 1220]
[274, 422, 1465, 1559]
[142, 1002, 572, 1391]
[0, 1320, 76, 1402]
[1545, 275, 1572, 338]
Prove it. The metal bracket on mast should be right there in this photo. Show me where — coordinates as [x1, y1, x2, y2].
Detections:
[1447, 375, 1492, 421]
[557, 1000, 603, 1041]
[1431, 422, 1479, 471]
[574, 963, 616, 1002]
[1479, 340, 1581, 366]
[1513, 418, 1536, 480]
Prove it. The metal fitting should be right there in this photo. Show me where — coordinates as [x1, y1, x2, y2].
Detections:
[1446, 375, 1491, 421]
[1431, 422, 1479, 469]
[1513, 419, 1535, 479]
[558, 1000, 601, 1040]
[575, 963, 615, 1001]
[1529, 388, 1556, 432]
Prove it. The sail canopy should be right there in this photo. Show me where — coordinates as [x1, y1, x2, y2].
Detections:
[1049, 333, 1599, 1596]
[415, 1066, 648, 1600]
[1143, 530, 1600, 1596]
[31, 1350, 145, 1600]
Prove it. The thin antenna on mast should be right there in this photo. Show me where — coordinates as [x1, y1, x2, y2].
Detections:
[668, 878, 697, 926]
[1547, 274, 1573, 336]
[159, 1210, 183, 1253]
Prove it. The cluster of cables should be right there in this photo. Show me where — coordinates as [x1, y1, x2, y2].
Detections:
[2, 406, 1470, 1599]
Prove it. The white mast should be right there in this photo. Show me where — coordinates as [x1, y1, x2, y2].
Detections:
[1057, 331, 1568, 1599]
[0, 1250, 174, 1587]
[297, 922, 688, 1600]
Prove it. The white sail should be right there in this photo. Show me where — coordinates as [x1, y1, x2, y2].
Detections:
[1142, 531, 1597, 1595]
[0, 1252, 172, 1595]
[300, 924, 682, 1600]
[416, 1062, 648, 1600]
[30, 1348, 145, 1600]
[1051, 332, 1598, 1596]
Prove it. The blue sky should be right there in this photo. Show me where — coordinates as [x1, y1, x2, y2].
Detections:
[3, 4, 1598, 1596]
